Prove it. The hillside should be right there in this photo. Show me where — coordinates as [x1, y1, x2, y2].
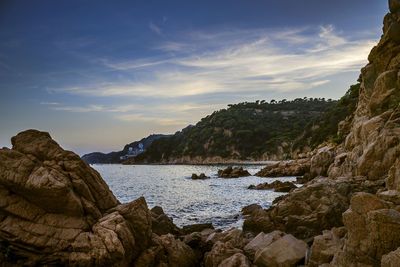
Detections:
[82, 134, 171, 164]
[130, 98, 337, 164]
[292, 82, 360, 153]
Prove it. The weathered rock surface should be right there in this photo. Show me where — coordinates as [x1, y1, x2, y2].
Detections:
[255, 158, 310, 177]
[330, 192, 400, 266]
[204, 241, 243, 267]
[382, 247, 400, 267]
[0, 130, 153, 266]
[309, 145, 335, 178]
[218, 253, 251, 267]
[248, 180, 297, 192]
[151, 206, 181, 236]
[243, 177, 384, 239]
[182, 223, 214, 235]
[254, 234, 308, 267]
[243, 230, 284, 261]
[134, 233, 197, 267]
[241, 204, 262, 216]
[308, 227, 346, 266]
[218, 166, 250, 178]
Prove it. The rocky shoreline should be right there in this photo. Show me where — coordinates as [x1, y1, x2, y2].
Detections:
[1, 1, 400, 266]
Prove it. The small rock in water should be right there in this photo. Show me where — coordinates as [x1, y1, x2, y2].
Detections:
[218, 166, 251, 178]
[191, 173, 210, 179]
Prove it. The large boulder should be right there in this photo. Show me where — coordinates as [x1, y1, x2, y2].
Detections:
[331, 192, 400, 266]
[243, 230, 284, 261]
[0, 130, 153, 266]
[204, 241, 243, 267]
[134, 233, 197, 267]
[254, 234, 308, 267]
[256, 158, 310, 177]
[309, 145, 335, 178]
[308, 227, 346, 266]
[150, 206, 181, 236]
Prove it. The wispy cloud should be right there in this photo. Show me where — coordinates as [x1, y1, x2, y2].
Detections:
[48, 25, 376, 99]
[149, 22, 162, 35]
[51, 105, 104, 112]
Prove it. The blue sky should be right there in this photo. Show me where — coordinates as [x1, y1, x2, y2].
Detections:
[0, 0, 388, 155]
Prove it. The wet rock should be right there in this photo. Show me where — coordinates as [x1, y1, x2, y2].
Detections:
[182, 223, 214, 235]
[254, 234, 308, 267]
[243, 230, 284, 261]
[218, 253, 251, 267]
[256, 158, 310, 177]
[0, 130, 152, 266]
[151, 206, 181, 236]
[308, 227, 346, 266]
[218, 166, 251, 178]
[191, 173, 210, 179]
[248, 180, 297, 192]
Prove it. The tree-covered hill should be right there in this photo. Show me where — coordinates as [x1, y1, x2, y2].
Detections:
[292, 83, 360, 152]
[131, 98, 337, 163]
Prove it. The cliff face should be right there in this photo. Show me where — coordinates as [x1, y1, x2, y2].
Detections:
[329, 2, 400, 181]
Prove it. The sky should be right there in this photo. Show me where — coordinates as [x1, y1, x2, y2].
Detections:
[0, 0, 389, 155]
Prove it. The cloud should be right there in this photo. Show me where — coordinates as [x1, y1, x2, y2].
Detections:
[49, 24, 376, 100]
[149, 22, 162, 35]
[40, 101, 60, 105]
[51, 105, 104, 112]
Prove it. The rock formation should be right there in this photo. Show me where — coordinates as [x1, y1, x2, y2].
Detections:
[0, 130, 197, 266]
[191, 173, 210, 179]
[247, 180, 297, 192]
[217, 166, 250, 178]
[255, 158, 310, 177]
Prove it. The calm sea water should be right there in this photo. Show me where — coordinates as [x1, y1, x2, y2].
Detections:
[93, 164, 297, 230]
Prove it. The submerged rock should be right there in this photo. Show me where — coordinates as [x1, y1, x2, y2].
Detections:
[255, 158, 310, 177]
[248, 180, 297, 192]
[218, 166, 250, 178]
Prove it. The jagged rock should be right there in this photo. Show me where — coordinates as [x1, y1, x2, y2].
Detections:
[254, 234, 308, 267]
[241, 204, 262, 216]
[331, 192, 400, 266]
[243, 177, 384, 239]
[243, 230, 284, 261]
[182, 223, 214, 235]
[206, 228, 248, 250]
[204, 241, 243, 267]
[151, 206, 181, 236]
[183, 229, 215, 262]
[134, 233, 197, 267]
[381, 247, 400, 266]
[218, 166, 250, 178]
[218, 253, 251, 267]
[191, 173, 210, 179]
[308, 227, 346, 266]
[0, 130, 152, 266]
[310, 145, 335, 178]
[248, 180, 296, 192]
[255, 158, 310, 177]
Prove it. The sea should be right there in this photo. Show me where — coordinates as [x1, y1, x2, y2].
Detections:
[92, 164, 298, 230]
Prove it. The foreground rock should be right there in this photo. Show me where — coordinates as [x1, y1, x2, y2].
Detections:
[254, 233, 308, 267]
[0, 130, 154, 265]
[255, 158, 310, 177]
[243, 176, 384, 239]
[191, 173, 210, 179]
[218, 166, 250, 178]
[151, 206, 181, 236]
[248, 180, 297, 192]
